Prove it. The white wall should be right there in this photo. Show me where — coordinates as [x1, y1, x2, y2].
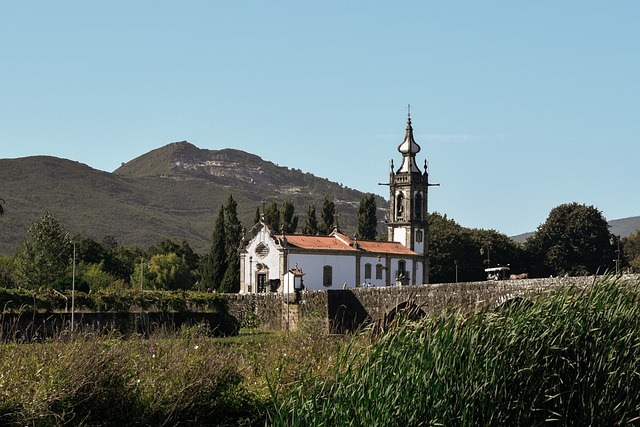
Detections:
[393, 227, 407, 246]
[359, 256, 386, 287]
[288, 253, 356, 291]
[242, 229, 281, 293]
[413, 228, 425, 255]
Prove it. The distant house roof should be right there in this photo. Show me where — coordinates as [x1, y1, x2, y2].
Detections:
[283, 231, 418, 256]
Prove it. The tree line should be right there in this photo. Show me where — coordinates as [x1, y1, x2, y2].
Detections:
[0, 193, 379, 292]
[0, 195, 637, 292]
[429, 202, 637, 282]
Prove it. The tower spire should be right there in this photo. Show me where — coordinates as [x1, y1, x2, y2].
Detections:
[397, 105, 421, 173]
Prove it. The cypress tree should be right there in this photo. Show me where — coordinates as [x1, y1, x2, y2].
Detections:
[222, 195, 242, 292]
[356, 193, 378, 240]
[319, 196, 336, 235]
[201, 205, 227, 291]
[301, 204, 319, 235]
[264, 201, 280, 231]
[254, 206, 261, 224]
[280, 200, 298, 234]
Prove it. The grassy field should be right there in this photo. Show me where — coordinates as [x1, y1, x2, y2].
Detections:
[2, 275, 639, 426]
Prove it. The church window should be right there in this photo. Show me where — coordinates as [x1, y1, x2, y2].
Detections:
[376, 263, 383, 280]
[364, 263, 372, 279]
[416, 230, 423, 243]
[415, 192, 422, 219]
[397, 260, 406, 278]
[396, 192, 404, 218]
[255, 243, 269, 258]
[323, 265, 333, 287]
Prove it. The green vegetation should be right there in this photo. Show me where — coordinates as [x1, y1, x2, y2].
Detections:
[1, 276, 639, 425]
[201, 195, 242, 292]
[268, 275, 640, 425]
[526, 202, 614, 276]
[0, 288, 227, 313]
[0, 147, 368, 255]
[356, 193, 378, 240]
[13, 212, 72, 289]
[301, 204, 319, 235]
[623, 228, 640, 271]
[319, 195, 336, 235]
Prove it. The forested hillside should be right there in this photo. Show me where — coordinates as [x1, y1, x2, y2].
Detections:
[0, 142, 386, 255]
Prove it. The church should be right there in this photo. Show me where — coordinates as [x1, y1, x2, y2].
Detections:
[239, 112, 433, 294]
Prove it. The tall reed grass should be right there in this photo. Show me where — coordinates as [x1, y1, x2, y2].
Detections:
[267, 275, 640, 426]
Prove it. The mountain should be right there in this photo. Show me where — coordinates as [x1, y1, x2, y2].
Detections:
[510, 216, 640, 243]
[0, 142, 386, 256]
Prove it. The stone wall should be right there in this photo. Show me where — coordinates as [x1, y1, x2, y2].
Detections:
[1, 311, 238, 340]
[228, 275, 639, 333]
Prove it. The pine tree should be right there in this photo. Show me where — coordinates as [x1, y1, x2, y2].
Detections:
[280, 200, 298, 233]
[301, 204, 318, 235]
[319, 196, 336, 235]
[14, 211, 72, 288]
[356, 193, 378, 240]
[254, 206, 261, 224]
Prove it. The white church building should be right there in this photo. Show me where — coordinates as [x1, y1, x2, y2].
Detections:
[239, 112, 433, 294]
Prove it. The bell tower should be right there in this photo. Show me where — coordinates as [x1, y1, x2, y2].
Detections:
[385, 108, 434, 284]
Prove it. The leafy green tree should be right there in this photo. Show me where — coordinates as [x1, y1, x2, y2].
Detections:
[73, 235, 106, 265]
[428, 213, 526, 283]
[280, 200, 298, 234]
[468, 227, 526, 275]
[14, 212, 72, 289]
[525, 202, 614, 276]
[146, 253, 192, 290]
[428, 213, 479, 283]
[622, 230, 640, 271]
[103, 245, 143, 285]
[356, 193, 378, 240]
[319, 196, 336, 235]
[254, 206, 261, 224]
[148, 238, 200, 284]
[78, 261, 122, 291]
[0, 256, 16, 288]
[301, 204, 319, 235]
[264, 201, 280, 231]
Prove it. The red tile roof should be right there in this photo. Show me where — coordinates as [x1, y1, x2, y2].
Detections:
[283, 233, 418, 256]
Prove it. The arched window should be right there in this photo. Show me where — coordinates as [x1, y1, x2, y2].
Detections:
[396, 192, 404, 219]
[415, 192, 422, 219]
[376, 263, 383, 280]
[416, 230, 423, 243]
[364, 263, 372, 280]
[397, 260, 406, 278]
[323, 265, 333, 287]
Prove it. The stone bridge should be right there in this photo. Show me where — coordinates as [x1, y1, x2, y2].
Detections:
[226, 275, 630, 333]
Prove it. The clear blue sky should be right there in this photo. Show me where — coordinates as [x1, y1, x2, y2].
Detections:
[2, 2, 638, 236]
